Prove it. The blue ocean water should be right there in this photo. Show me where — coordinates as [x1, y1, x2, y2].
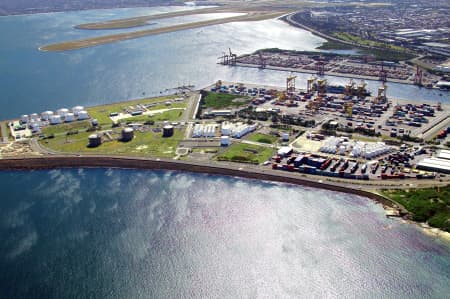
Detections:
[0, 6, 448, 120]
[0, 169, 449, 298]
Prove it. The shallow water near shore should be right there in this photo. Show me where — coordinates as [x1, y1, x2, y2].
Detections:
[0, 169, 449, 298]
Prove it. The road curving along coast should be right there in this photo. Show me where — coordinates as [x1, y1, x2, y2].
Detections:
[0, 155, 409, 212]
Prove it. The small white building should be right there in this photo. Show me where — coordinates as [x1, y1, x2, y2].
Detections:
[278, 146, 293, 157]
[20, 115, 29, 123]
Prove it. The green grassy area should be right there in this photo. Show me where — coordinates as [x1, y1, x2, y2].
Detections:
[216, 142, 274, 164]
[316, 40, 354, 50]
[118, 108, 185, 124]
[42, 120, 92, 136]
[330, 32, 415, 61]
[247, 133, 278, 144]
[332, 32, 403, 51]
[40, 128, 184, 158]
[202, 92, 250, 109]
[87, 96, 180, 125]
[381, 186, 450, 232]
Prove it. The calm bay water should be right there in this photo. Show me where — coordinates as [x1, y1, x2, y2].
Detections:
[0, 6, 448, 120]
[0, 169, 449, 298]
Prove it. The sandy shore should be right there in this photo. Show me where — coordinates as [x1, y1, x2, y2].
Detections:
[40, 11, 290, 52]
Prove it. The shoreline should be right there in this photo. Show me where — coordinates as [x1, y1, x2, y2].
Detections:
[0, 155, 413, 209]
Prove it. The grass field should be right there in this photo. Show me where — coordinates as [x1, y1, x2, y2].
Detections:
[316, 40, 354, 50]
[331, 32, 416, 61]
[381, 186, 450, 232]
[216, 142, 274, 164]
[87, 96, 181, 125]
[40, 128, 184, 158]
[42, 120, 93, 136]
[247, 133, 278, 144]
[117, 108, 185, 124]
[202, 92, 250, 109]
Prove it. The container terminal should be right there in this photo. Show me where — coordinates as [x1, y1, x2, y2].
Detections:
[219, 48, 445, 88]
[1, 76, 449, 184]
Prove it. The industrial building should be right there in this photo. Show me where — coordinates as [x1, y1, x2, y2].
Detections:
[192, 124, 217, 138]
[320, 137, 391, 159]
[221, 122, 256, 138]
[416, 157, 450, 174]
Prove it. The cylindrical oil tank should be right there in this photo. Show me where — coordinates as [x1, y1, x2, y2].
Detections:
[88, 134, 102, 147]
[65, 113, 75, 122]
[282, 133, 289, 142]
[72, 106, 84, 116]
[49, 115, 62, 124]
[77, 110, 89, 120]
[30, 113, 39, 121]
[41, 111, 54, 121]
[57, 108, 69, 117]
[121, 127, 134, 142]
[163, 125, 174, 137]
[221, 136, 230, 146]
[21, 115, 29, 123]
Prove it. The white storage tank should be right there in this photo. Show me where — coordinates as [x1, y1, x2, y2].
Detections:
[282, 133, 289, 142]
[21, 115, 29, 123]
[30, 122, 40, 133]
[57, 108, 69, 117]
[72, 106, 84, 116]
[77, 110, 89, 120]
[221, 136, 230, 146]
[50, 115, 62, 124]
[30, 113, 39, 121]
[41, 111, 54, 120]
[65, 113, 75, 122]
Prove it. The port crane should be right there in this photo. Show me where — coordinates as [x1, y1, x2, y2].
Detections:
[258, 51, 267, 69]
[414, 65, 423, 86]
[286, 74, 296, 93]
[379, 62, 388, 82]
[228, 48, 237, 66]
[218, 52, 229, 65]
[316, 58, 325, 76]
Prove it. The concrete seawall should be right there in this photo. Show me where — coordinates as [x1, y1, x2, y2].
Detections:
[0, 155, 408, 214]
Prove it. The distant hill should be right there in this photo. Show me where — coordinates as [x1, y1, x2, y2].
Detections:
[0, 0, 180, 16]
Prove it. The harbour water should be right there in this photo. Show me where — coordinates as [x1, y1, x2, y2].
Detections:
[0, 6, 448, 120]
[0, 169, 449, 298]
